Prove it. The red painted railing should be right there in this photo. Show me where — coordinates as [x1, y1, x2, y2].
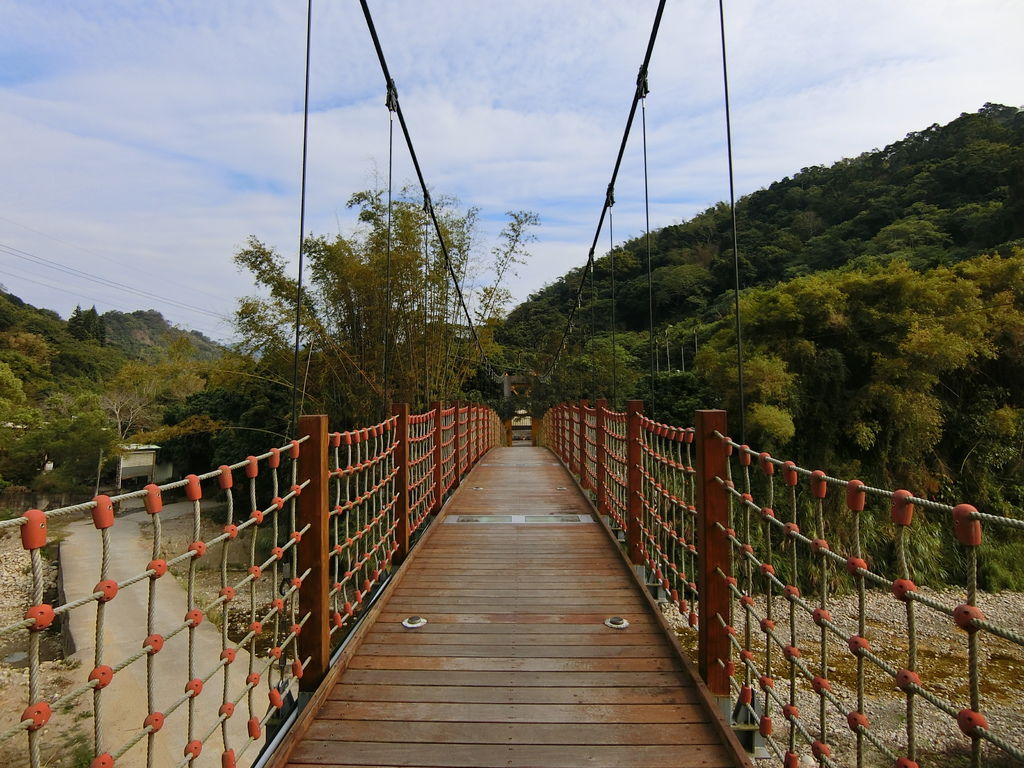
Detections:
[2, 402, 500, 768]
[545, 400, 1024, 768]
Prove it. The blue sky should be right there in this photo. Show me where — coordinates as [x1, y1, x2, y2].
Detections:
[1, 0, 1021, 341]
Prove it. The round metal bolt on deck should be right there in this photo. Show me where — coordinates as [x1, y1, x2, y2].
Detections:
[604, 616, 630, 629]
[402, 615, 428, 629]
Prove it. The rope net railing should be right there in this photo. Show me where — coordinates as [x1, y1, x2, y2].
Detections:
[3, 401, 500, 768]
[1, 438, 313, 768]
[544, 399, 1024, 768]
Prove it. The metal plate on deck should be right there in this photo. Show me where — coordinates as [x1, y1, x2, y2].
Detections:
[445, 514, 594, 524]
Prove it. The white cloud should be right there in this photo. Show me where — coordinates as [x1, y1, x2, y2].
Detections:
[0, 0, 1021, 341]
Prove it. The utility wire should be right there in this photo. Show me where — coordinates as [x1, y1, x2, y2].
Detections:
[359, 0, 496, 377]
[290, 0, 313, 439]
[718, 0, 746, 443]
[540, 0, 667, 379]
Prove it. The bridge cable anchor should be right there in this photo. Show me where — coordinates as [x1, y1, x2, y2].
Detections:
[604, 616, 630, 629]
[402, 615, 427, 629]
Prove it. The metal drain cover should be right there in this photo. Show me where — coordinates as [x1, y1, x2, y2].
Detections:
[402, 615, 427, 629]
[604, 616, 630, 629]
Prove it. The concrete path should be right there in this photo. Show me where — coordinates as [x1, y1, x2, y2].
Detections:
[61, 502, 261, 768]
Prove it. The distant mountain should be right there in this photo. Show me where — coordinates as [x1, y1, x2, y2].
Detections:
[102, 309, 223, 361]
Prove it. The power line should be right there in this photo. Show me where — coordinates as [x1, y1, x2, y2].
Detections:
[358, 0, 496, 378]
[540, 0, 667, 380]
[0, 241, 230, 322]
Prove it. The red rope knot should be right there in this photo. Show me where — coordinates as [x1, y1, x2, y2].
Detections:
[218, 465, 233, 490]
[783, 645, 801, 661]
[846, 479, 866, 511]
[292, 659, 304, 679]
[271, 497, 285, 510]
[782, 703, 800, 721]
[330, 431, 341, 447]
[895, 668, 921, 693]
[90, 755, 114, 768]
[811, 675, 831, 694]
[953, 504, 982, 546]
[270, 646, 283, 660]
[185, 608, 203, 627]
[221, 749, 236, 768]
[248, 565, 262, 581]
[811, 741, 832, 760]
[739, 446, 752, 466]
[184, 678, 203, 698]
[891, 490, 915, 526]
[25, 604, 55, 631]
[291, 483, 303, 497]
[782, 461, 798, 487]
[760, 618, 776, 633]
[144, 712, 165, 732]
[953, 604, 985, 632]
[759, 563, 776, 577]
[290, 576, 303, 590]
[183, 741, 202, 760]
[21, 509, 47, 550]
[223, 524, 238, 540]
[94, 579, 118, 603]
[847, 635, 871, 657]
[245, 456, 259, 478]
[268, 688, 284, 709]
[759, 716, 773, 736]
[268, 448, 281, 469]
[739, 649, 754, 662]
[333, 611, 345, 627]
[846, 556, 868, 575]
[760, 506, 775, 520]
[811, 538, 829, 554]
[783, 522, 800, 538]
[812, 608, 832, 627]
[759, 675, 774, 690]
[289, 439, 300, 459]
[92, 495, 115, 529]
[188, 540, 207, 559]
[271, 546, 284, 561]
[891, 578, 917, 602]
[245, 672, 260, 687]
[219, 702, 235, 718]
[956, 709, 989, 737]
[219, 586, 236, 603]
[724, 661, 736, 676]
[184, 475, 202, 502]
[247, 717, 261, 739]
[758, 452, 774, 476]
[88, 665, 114, 689]
[271, 597, 285, 614]
[810, 470, 828, 498]
[249, 620, 263, 636]
[738, 685, 753, 704]
[290, 531, 302, 544]
[250, 509, 265, 524]
[21, 701, 51, 731]
[783, 585, 801, 600]
[147, 559, 168, 579]
[783, 753, 800, 768]
[895, 759, 921, 768]
[143, 634, 164, 655]
[739, 595, 755, 608]
[723, 438, 733, 456]
[847, 710, 870, 733]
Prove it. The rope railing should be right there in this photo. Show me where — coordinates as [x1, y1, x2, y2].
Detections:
[5, 401, 500, 768]
[545, 400, 1024, 767]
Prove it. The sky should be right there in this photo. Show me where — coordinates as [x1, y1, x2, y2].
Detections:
[0, 0, 1021, 342]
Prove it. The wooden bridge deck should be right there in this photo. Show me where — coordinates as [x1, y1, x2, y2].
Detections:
[275, 447, 750, 768]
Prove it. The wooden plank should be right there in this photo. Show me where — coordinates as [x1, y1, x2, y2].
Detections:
[364, 622, 657, 635]
[338, 669, 693, 687]
[359, 631, 669, 646]
[288, 743, 735, 767]
[317, 701, 708, 723]
[355, 643, 674, 658]
[328, 684, 698, 704]
[373, 612, 660, 625]
[303, 719, 713, 744]
[346, 656, 682, 672]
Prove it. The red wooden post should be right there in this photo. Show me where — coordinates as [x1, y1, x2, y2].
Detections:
[595, 399, 608, 515]
[296, 414, 329, 692]
[392, 403, 410, 564]
[431, 400, 444, 512]
[453, 401, 463, 486]
[577, 399, 588, 488]
[626, 400, 644, 565]
[695, 409, 731, 697]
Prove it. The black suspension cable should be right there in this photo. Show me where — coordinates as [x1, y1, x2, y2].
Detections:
[359, 0, 495, 376]
[641, 82, 655, 418]
[541, 0, 667, 379]
[719, 0, 746, 442]
[382, 85, 396, 417]
[590, 246, 597, 400]
[609, 206, 618, 408]
[290, 0, 313, 438]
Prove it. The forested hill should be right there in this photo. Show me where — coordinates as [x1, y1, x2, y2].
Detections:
[499, 103, 1024, 352]
[102, 309, 222, 361]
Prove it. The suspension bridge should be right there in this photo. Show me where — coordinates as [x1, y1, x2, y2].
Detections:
[4, 1, 1023, 768]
